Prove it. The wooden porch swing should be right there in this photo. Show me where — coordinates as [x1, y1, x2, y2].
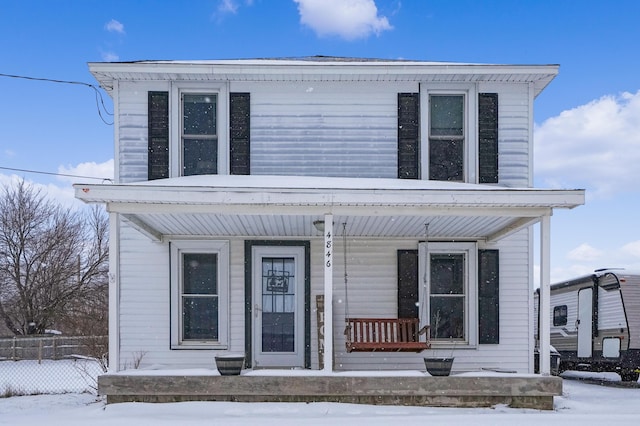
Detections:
[342, 223, 431, 353]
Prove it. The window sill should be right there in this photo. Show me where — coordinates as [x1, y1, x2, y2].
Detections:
[171, 343, 229, 350]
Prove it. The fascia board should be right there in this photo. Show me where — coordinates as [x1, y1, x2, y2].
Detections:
[75, 184, 584, 211]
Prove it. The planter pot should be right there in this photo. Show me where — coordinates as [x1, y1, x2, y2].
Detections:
[424, 357, 454, 376]
[215, 355, 245, 376]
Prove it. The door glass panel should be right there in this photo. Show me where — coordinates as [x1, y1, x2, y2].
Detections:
[261, 257, 296, 352]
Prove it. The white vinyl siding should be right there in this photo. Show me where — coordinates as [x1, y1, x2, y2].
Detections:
[235, 81, 417, 178]
[110, 77, 537, 373]
[329, 234, 530, 373]
[116, 81, 169, 183]
[116, 225, 243, 369]
[479, 83, 531, 187]
[114, 80, 533, 187]
[115, 225, 531, 373]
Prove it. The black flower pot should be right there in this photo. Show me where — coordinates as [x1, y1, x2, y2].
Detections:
[424, 357, 454, 376]
[215, 355, 245, 376]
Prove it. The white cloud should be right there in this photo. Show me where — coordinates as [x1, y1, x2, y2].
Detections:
[105, 19, 125, 34]
[621, 240, 640, 260]
[216, 0, 254, 16]
[293, 0, 392, 40]
[101, 51, 119, 62]
[57, 160, 114, 184]
[218, 0, 239, 14]
[534, 90, 640, 198]
[0, 173, 80, 210]
[0, 160, 114, 211]
[566, 243, 604, 262]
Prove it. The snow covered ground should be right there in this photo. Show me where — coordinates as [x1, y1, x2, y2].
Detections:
[1, 360, 639, 425]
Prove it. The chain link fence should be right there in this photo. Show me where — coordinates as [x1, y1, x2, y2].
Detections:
[0, 335, 107, 396]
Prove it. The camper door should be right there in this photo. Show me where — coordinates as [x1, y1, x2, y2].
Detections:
[577, 287, 593, 358]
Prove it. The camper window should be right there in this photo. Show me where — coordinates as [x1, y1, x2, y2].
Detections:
[553, 305, 567, 326]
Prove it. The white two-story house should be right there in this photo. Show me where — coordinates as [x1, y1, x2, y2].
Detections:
[76, 57, 584, 375]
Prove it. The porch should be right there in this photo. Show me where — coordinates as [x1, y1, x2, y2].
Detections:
[98, 370, 562, 410]
[75, 175, 585, 377]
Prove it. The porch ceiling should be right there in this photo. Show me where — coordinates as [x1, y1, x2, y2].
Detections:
[74, 175, 584, 242]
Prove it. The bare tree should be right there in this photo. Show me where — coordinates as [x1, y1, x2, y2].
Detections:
[0, 180, 108, 335]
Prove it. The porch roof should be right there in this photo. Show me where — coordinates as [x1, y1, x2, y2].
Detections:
[74, 175, 584, 242]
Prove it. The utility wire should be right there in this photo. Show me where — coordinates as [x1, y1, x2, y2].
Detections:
[0, 72, 113, 125]
[0, 166, 112, 183]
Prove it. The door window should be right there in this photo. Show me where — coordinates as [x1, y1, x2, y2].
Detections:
[260, 257, 296, 352]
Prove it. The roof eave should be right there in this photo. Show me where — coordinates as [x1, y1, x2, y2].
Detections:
[73, 182, 585, 212]
[88, 61, 559, 97]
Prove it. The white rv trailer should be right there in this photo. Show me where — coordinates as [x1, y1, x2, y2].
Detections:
[535, 269, 640, 381]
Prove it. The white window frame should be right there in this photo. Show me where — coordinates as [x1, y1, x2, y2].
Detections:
[420, 84, 477, 183]
[170, 82, 229, 177]
[418, 241, 478, 348]
[170, 240, 230, 349]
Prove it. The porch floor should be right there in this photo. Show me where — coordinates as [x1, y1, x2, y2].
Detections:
[98, 370, 562, 410]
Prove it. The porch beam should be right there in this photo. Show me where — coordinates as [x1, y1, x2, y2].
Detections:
[486, 216, 543, 242]
[539, 214, 551, 375]
[106, 202, 555, 218]
[121, 214, 163, 241]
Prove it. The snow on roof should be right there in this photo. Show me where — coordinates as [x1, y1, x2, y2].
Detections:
[129, 174, 505, 191]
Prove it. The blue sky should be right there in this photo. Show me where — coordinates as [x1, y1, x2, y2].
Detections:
[1, 0, 639, 283]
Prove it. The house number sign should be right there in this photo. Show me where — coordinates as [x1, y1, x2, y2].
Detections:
[325, 230, 332, 268]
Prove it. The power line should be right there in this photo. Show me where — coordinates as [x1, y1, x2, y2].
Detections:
[0, 72, 114, 125]
[0, 166, 112, 182]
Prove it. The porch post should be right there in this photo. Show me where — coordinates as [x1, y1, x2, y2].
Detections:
[108, 212, 120, 372]
[539, 214, 551, 375]
[323, 214, 334, 372]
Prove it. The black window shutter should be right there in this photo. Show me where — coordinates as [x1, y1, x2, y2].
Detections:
[397, 93, 420, 179]
[148, 91, 169, 180]
[478, 249, 500, 344]
[397, 249, 419, 318]
[478, 93, 499, 183]
[230, 92, 251, 175]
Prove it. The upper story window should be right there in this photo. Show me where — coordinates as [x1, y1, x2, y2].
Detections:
[165, 83, 229, 178]
[148, 85, 243, 180]
[416, 86, 498, 184]
[182, 93, 218, 176]
[429, 95, 464, 181]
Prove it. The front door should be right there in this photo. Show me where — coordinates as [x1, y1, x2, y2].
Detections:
[577, 287, 593, 358]
[252, 246, 305, 368]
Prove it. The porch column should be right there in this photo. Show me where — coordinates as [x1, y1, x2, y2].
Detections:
[323, 214, 334, 372]
[108, 212, 120, 372]
[539, 214, 551, 375]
